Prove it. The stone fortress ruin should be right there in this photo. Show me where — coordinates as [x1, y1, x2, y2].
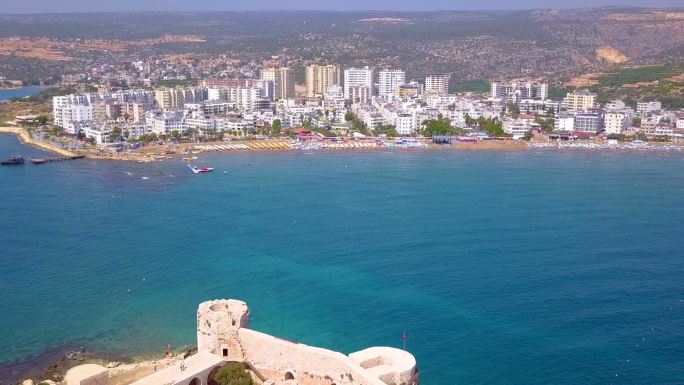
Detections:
[121, 299, 418, 385]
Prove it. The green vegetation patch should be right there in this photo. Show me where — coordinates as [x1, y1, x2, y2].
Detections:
[450, 80, 490, 94]
[213, 363, 254, 385]
[594, 65, 684, 88]
[155, 79, 199, 88]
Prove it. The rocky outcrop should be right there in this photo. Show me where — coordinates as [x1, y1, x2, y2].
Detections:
[596, 46, 629, 64]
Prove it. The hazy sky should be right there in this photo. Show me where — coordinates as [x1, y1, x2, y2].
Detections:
[1, 0, 682, 13]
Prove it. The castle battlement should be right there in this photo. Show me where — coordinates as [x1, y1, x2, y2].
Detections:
[123, 299, 418, 385]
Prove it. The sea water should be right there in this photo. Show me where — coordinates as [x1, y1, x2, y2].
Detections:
[1, 134, 683, 384]
[0, 86, 46, 101]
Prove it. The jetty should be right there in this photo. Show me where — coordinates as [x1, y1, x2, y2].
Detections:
[30, 155, 85, 164]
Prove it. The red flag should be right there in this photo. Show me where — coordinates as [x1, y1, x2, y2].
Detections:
[402, 330, 407, 342]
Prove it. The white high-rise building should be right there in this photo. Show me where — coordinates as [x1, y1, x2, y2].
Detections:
[604, 112, 630, 134]
[395, 114, 415, 135]
[147, 111, 185, 135]
[343, 66, 373, 101]
[323, 85, 346, 111]
[636, 101, 662, 115]
[554, 114, 575, 132]
[349, 85, 371, 104]
[425, 74, 451, 95]
[378, 69, 406, 98]
[225, 87, 262, 112]
[53, 95, 94, 134]
[491, 81, 548, 101]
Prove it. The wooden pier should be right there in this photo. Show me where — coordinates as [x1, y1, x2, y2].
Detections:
[29, 155, 85, 164]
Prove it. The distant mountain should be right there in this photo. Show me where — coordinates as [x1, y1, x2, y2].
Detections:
[0, 8, 682, 83]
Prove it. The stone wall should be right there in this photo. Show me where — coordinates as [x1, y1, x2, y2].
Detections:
[195, 299, 417, 385]
[239, 329, 387, 385]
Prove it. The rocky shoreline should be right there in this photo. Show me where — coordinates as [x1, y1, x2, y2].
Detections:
[0, 345, 129, 385]
[0, 344, 197, 385]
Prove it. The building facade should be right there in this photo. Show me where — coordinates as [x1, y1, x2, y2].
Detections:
[490, 81, 548, 101]
[604, 112, 630, 135]
[574, 112, 603, 132]
[344, 66, 374, 101]
[261, 67, 295, 100]
[305, 64, 341, 98]
[378, 69, 406, 98]
[564, 90, 597, 112]
[425, 74, 451, 95]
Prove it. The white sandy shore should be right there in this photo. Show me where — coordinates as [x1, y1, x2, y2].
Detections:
[0, 126, 78, 157]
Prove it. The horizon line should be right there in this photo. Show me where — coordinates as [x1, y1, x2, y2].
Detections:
[0, 5, 682, 15]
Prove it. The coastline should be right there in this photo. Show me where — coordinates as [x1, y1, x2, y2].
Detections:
[3, 128, 684, 164]
[0, 126, 78, 157]
[1, 347, 189, 385]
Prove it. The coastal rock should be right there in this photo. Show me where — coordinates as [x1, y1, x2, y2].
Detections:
[21, 379, 34, 385]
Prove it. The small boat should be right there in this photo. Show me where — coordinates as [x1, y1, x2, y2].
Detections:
[188, 164, 214, 174]
[1, 156, 25, 165]
[31, 158, 46, 164]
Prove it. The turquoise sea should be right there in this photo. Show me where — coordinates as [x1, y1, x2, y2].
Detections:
[1, 134, 684, 385]
[0, 86, 46, 101]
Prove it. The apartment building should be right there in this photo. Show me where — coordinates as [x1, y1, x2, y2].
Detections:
[305, 64, 341, 98]
[378, 69, 406, 98]
[261, 67, 295, 100]
[425, 74, 451, 95]
[343, 66, 373, 101]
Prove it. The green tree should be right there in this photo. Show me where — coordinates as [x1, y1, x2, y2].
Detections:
[170, 130, 180, 139]
[464, 114, 477, 128]
[213, 363, 254, 385]
[422, 118, 454, 136]
[506, 102, 520, 118]
[535, 117, 555, 132]
[112, 126, 123, 142]
[184, 127, 197, 139]
[272, 119, 282, 137]
[343, 111, 369, 135]
[632, 117, 642, 128]
[480, 118, 505, 136]
[36, 114, 49, 125]
[374, 124, 398, 137]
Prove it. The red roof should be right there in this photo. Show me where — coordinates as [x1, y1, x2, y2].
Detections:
[289, 128, 311, 134]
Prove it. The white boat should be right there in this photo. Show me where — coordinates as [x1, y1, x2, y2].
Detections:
[188, 164, 214, 174]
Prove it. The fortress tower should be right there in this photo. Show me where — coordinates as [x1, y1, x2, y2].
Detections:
[197, 299, 251, 361]
[196, 299, 418, 385]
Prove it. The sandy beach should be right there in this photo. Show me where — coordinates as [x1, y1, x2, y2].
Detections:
[0, 126, 78, 157]
[3, 128, 683, 164]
